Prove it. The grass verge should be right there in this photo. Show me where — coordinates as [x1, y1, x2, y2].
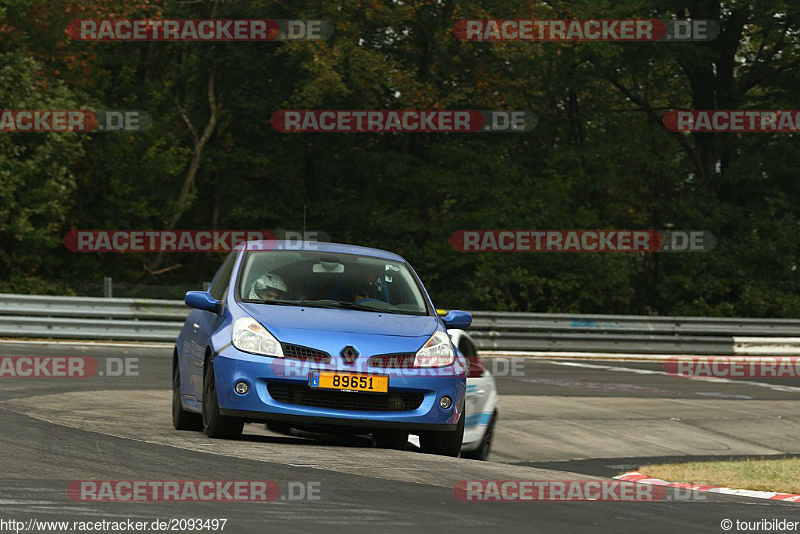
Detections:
[637, 457, 800, 494]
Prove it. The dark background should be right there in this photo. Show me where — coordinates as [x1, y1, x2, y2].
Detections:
[1, 0, 798, 316]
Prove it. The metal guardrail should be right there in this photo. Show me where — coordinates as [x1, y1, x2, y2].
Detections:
[0, 293, 187, 341]
[469, 312, 800, 336]
[468, 312, 800, 354]
[0, 316, 183, 341]
[0, 294, 798, 353]
[0, 293, 186, 321]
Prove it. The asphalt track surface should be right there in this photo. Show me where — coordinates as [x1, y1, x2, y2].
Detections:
[1, 341, 799, 533]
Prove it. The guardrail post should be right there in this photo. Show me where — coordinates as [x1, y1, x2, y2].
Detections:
[104, 277, 113, 298]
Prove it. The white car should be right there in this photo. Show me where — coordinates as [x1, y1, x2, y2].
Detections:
[410, 328, 499, 460]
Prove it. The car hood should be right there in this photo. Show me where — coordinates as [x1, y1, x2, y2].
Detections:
[238, 302, 439, 339]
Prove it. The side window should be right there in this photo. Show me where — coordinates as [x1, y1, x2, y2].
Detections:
[209, 252, 237, 300]
[458, 337, 477, 357]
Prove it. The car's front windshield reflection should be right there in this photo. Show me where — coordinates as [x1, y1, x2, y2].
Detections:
[238, 251, 428, 316]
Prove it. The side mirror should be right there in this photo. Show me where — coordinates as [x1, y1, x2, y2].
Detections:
[185, 291, 221, 314]
[441, 310, 472, 329]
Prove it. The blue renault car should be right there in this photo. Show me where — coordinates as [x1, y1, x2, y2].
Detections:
[173, 240, 472, 456]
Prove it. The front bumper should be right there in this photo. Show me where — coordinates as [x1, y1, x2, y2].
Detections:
[212, 345, 466, 432]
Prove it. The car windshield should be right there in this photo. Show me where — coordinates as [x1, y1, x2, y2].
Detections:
[238, 250, 429, 316]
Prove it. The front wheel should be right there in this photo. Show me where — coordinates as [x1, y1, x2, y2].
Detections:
[419, 408, 465, 457]
[202, 359, 243, 439]
[173, 364, 203, 431]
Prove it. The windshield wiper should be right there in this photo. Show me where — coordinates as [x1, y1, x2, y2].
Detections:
[246, 299, 406, 314]
[306, 300, 405, 314]
[243, 299, 300, 306]
[295, 299, 351, 310]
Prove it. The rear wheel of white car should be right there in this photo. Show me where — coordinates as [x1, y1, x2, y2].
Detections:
[461, 410, 497, 461]
[202, 359, 244, 439]
[172, 364, 203, 431]
[419, 408, 465, 457]
[372, 429, 408, 450]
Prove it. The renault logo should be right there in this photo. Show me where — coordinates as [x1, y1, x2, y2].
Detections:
[341, 346, 359, 364]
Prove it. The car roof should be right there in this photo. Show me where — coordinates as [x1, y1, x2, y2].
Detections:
[237, 240, 407, 262]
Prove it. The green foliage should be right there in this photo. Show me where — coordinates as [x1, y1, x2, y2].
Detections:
[1, 0, 799, 316]
[0, 52, 87, 292]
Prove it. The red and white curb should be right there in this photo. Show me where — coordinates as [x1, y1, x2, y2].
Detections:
[615, 471, 800, 502]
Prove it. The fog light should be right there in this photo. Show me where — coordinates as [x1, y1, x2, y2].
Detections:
[234, 381, 249, 395]
[439, 395, 452, 409]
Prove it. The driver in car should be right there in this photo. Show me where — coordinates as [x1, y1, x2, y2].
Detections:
[249, 273, 289, 301]
[353, 279, 380, 304]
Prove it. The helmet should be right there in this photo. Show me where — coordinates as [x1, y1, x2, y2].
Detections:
[250, 273, 288, 300]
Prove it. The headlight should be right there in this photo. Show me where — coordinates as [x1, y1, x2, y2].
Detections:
[414, 331, 454, 367]
[232, 317, 284, 358]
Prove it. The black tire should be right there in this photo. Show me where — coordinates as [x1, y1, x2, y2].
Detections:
[372, 429, 409, 450]
[419, 408, 465, 457]
[202, 359, 244, 439]
[172, 363, 203, 431]
[461, 411, 497, 461]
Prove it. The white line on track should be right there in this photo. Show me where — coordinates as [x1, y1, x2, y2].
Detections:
[481, 351, 676, 361]
[540, 360, 800, 393]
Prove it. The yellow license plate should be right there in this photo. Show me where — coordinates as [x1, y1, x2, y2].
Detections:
[311, 372, 388, 393]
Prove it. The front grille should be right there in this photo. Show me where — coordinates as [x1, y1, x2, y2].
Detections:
[367, 353, 416, 368]
[267, 382, 424, 411]
[281, 344, 331, 363]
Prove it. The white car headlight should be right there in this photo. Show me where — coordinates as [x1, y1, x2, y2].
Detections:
[414, 331, 454, 367]
[232, 317, 284, 358]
